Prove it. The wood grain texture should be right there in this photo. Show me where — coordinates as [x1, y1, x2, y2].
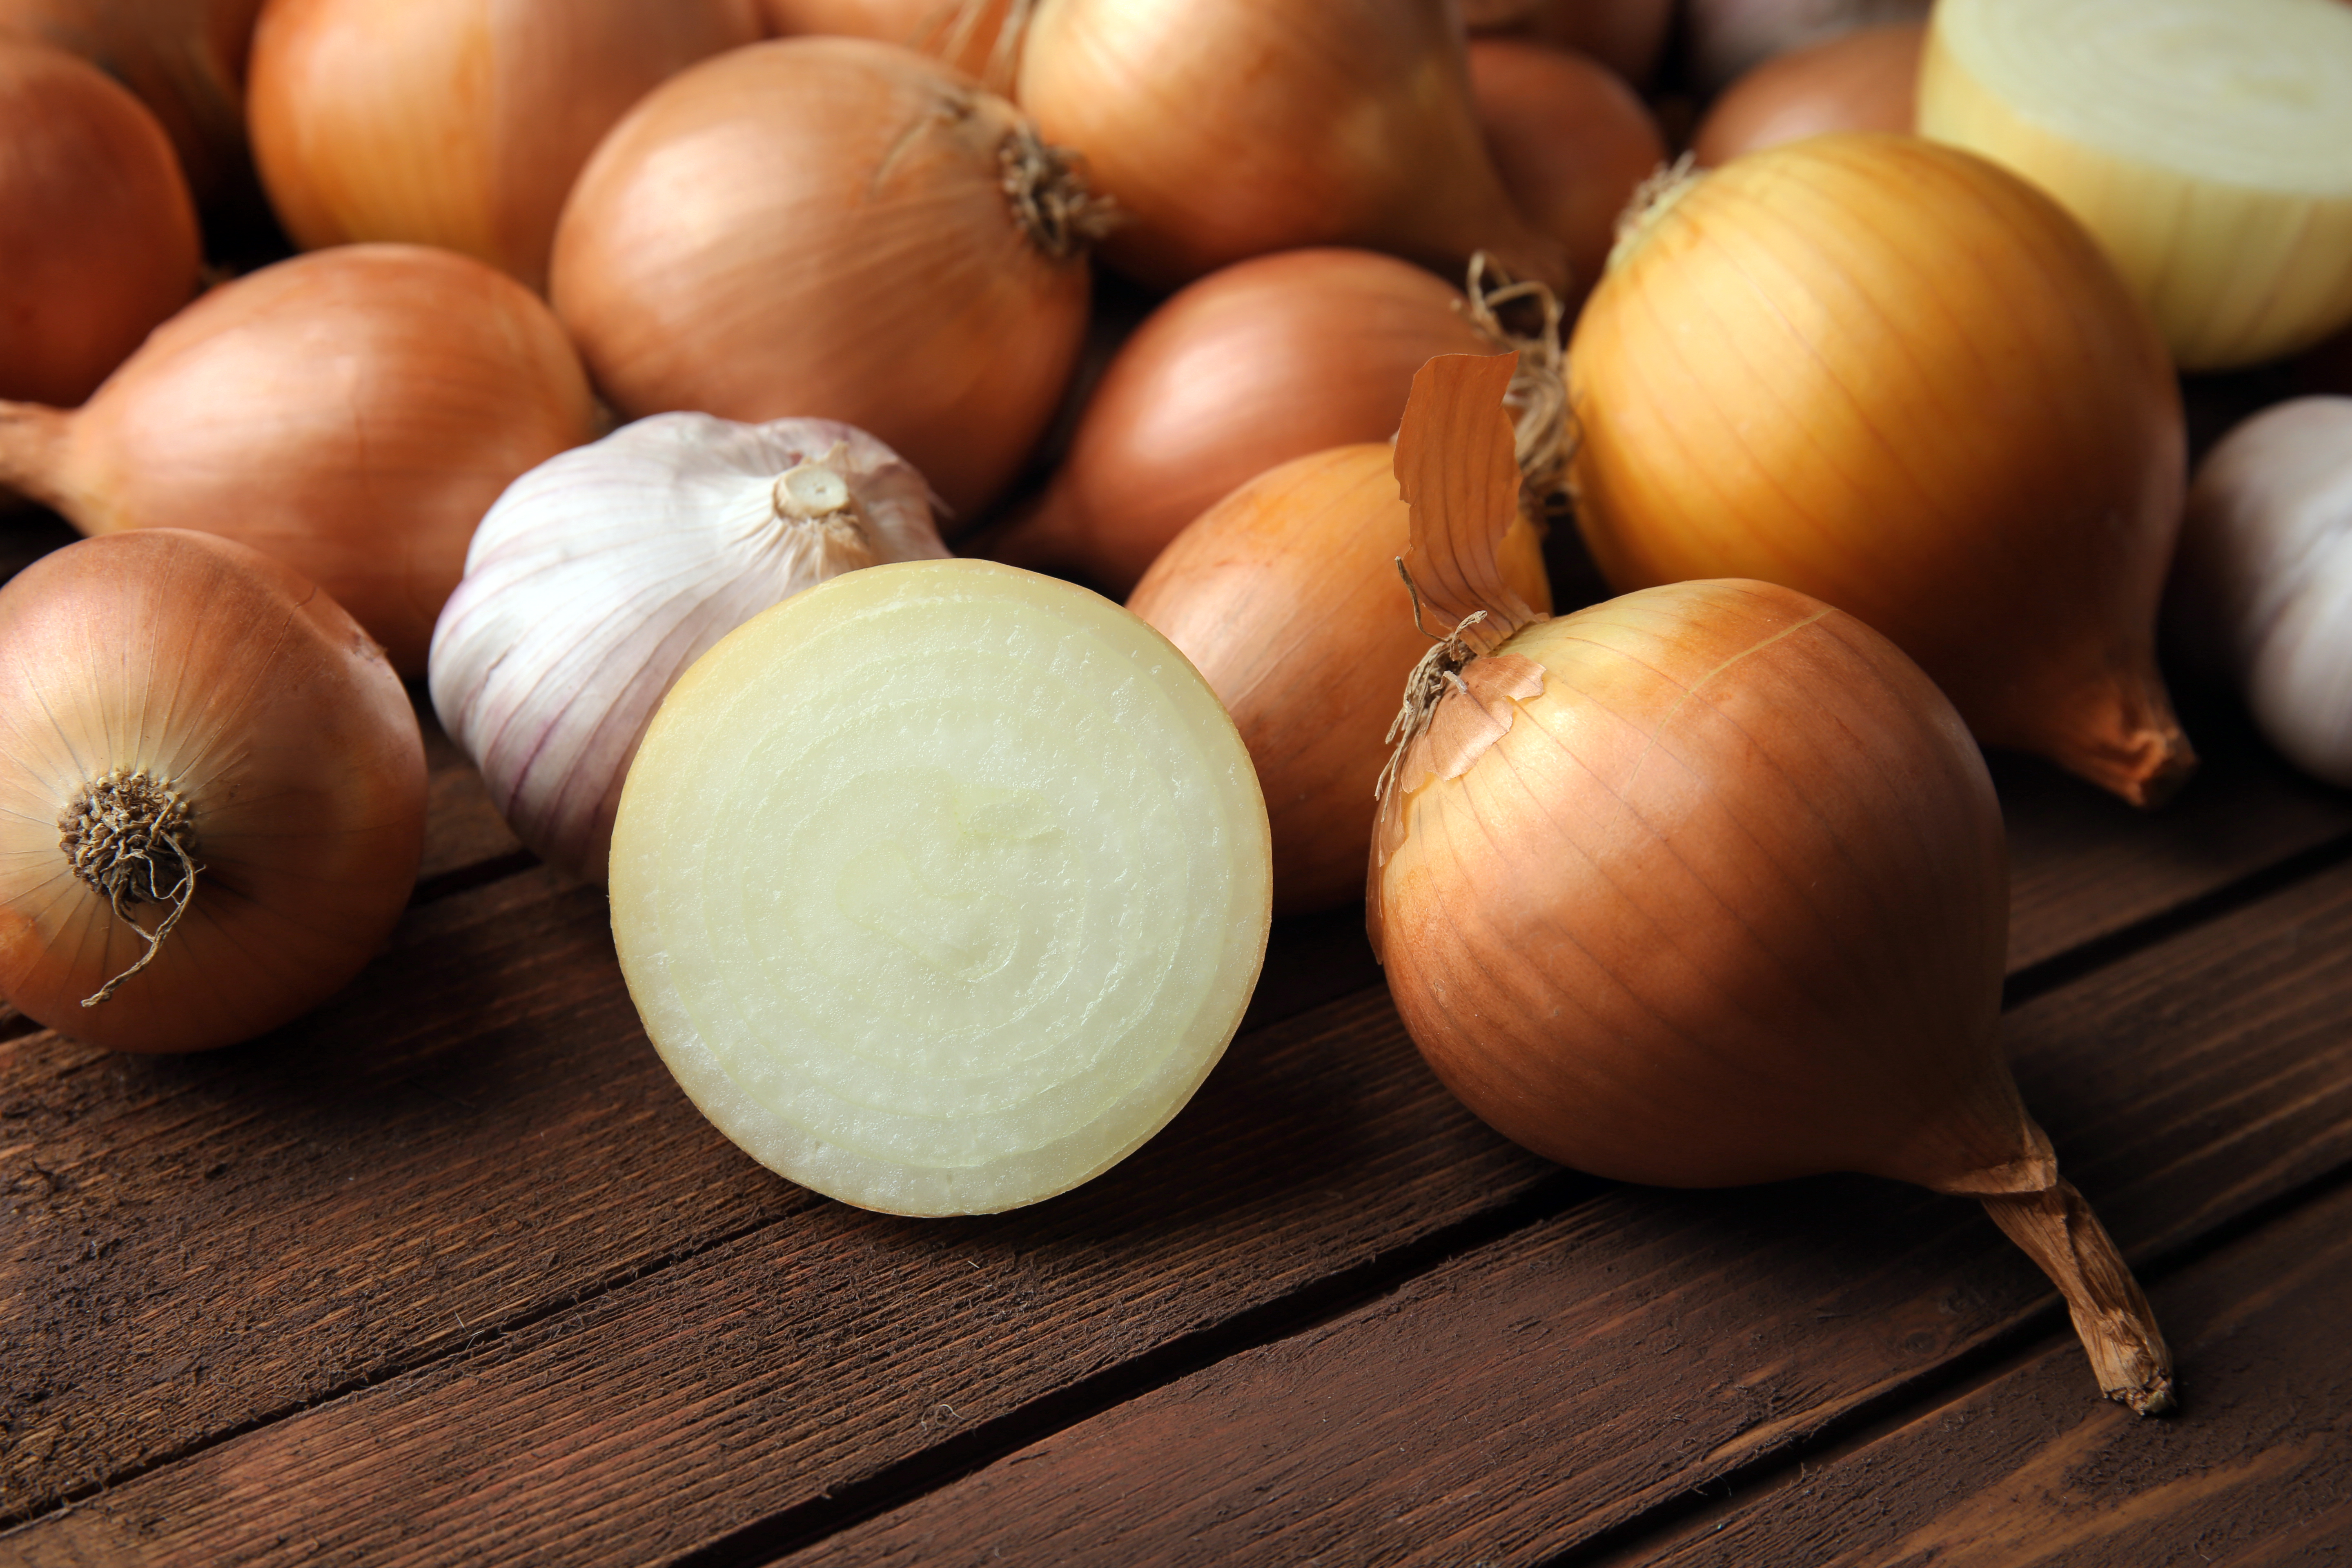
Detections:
[787, 855, 2352, 1567]
[1625, 1178, 2352, 1568]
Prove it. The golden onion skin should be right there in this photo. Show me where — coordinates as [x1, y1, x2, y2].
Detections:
[1568, 133, 2190, 806]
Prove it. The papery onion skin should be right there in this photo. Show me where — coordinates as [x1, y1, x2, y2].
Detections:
[0, 0, 264, 205]
[1918, 0, 2352, 371]
[0, 244, 599, 676]
[985, 249, 1494, 598]
[1458, 0, 1674, 89]
[1015, 0, 1566, 294]
[2172, 396, 2352, 788]
[1129, 443, 1551, 916]
[0, 39, 199, 408]
[1691, 22, 1922, 166]
[0, 530, 425, 1054]
[430, 413, 949, 884]
[1466, 38, 1666, 309]
[552, 37, 1091, 521]
[247, 0, 762, 291]
[1568, 133, 2192, 806]
[755, 0, 1016, 80]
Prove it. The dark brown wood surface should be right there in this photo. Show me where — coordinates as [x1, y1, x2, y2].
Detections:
[4, 515, 2350, 1564]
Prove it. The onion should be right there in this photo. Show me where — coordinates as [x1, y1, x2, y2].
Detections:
[608, 559, 1271, 1216]
[1458, 0, 1675, 89]
[755, 0, 1017, 80]
[246, 0, 762, 292]
[0, 244, 599, 676]
[1465, 38, 1667, 308]
[983, 249, 1495, 598]
[551, 36, 1104, 521]
[0, 39, 198, 408]
[1691, 21, 1923, 166]
[2172, 396, 2352, 787]
[1011, 0, 1566, 294]
[431, 414, 949, 884]
[1568, 133, 2194, 806]
[0, 0, 263, 205]
[0, 530, 425, 1054]
[1918, 0, 2352, 371]
[1684, 0, 1930, 96]
[1369, 352, 2174, 1414]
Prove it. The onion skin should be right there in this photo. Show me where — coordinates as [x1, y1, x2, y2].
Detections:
[1129, 442, 1551, 916]
[987, 249, 1494, 598]
[1015, 0, 1566, 294]
[756, 0, 1016, 80]
[0, 530, 425, 1054]
[1684, 0, 1931, 96]
[0, 40, 198, 408]
[1568, 134, 2193, 806]
[1465, 39, 1667, 309]
[0, 0, 264, 205]
[1692, 22, 1922, 166]
[552, 36, 1092, 521]
[0, 244, 599, 676]
[247, 0, 760, 292]
[1458, 0, 1674, 89]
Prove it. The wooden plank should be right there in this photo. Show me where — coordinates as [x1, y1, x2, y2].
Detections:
[760, 855, 2352, 1568]
[1615, 1177, 2352, 1568]
[7, 811, 2351, 1564]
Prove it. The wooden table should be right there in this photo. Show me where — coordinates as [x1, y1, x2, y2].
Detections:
[4, 514, 2350, 1567]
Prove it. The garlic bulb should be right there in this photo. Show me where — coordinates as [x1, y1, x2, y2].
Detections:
[2173, 396, 2352, 787]
[428, 413, 949, 882]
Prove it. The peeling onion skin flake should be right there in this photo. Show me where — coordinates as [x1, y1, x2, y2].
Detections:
[609, 559, 1273, 1217]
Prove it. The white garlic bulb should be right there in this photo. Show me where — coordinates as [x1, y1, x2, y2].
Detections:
[429, 412, 949, 881]
[2174, 396, 2352, 787]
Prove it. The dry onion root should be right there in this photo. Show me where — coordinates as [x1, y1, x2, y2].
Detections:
[609, 559, 1270, 1216]
[1918, 0, 2352, 370]
[0, 530, 426, 1054]
[1370, 354, 2175, 1415]
[1568, 133, 2194, 806]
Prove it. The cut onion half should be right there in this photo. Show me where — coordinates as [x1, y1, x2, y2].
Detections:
[609, 558, 1272, 1216]
[1919, 0, 2352, 370]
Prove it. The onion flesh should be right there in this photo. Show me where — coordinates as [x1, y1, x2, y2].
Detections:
[0, 530, 425, 1053]
[1918, 0, 2352, 370]
[610, 559, 1270, 1216]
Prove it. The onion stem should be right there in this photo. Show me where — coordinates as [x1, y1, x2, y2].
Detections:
[1981, 1180, 2176, 1415]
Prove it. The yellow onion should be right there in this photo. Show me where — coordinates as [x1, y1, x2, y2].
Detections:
[1692, 21, 1922, 166]
[984, 248, 1495, 598]
[1919, 0, 2352, 371]
[1465, 38, 1666, 308]
[755, 0, 1017, 81]
[1370, 352, 2174, 1415]
[1011, 0, 1565, 294]
[0, 244, 599, 675]
[0, 530, 425, 1053]
[1568, 133, 2193, 805]
[552, 36, 1105, 521]
[1458, 0, 1674, 88]
[0, 0, 263, 205]
[1684, 0, 1929, 96]
[0, 39, 198, 408]
[247, 0, 762, 291]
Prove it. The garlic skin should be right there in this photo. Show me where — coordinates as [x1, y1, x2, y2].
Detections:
[2174, 396, 2352, 787]
[428, 412, 949, 882]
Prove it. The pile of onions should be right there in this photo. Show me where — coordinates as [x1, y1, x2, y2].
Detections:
[0, 530, 425, 1054]
[246, 0, 762, 291]
[1370, 353, 2175, 1415]
[609, 559, 1271, 1216]
[0, 0, 264, 205]
[1918, 0, 2352, 370]
[1011, 0, 1565, 294]
[551, 36, 1106, 520]
[2171, 397, 2352, 788]
[1568, 133, 2194, 806]
[1465, 37, 1666, 307]
[0, 244, 599, 675]
[1684, 0, 1929, 96]
[431, 414, 949, 884]
[1458, 0, 1674, 88]
[1691, 21, 1922, 165]
[984, 248, 1497, 598]
[0, 39, 198, 408]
